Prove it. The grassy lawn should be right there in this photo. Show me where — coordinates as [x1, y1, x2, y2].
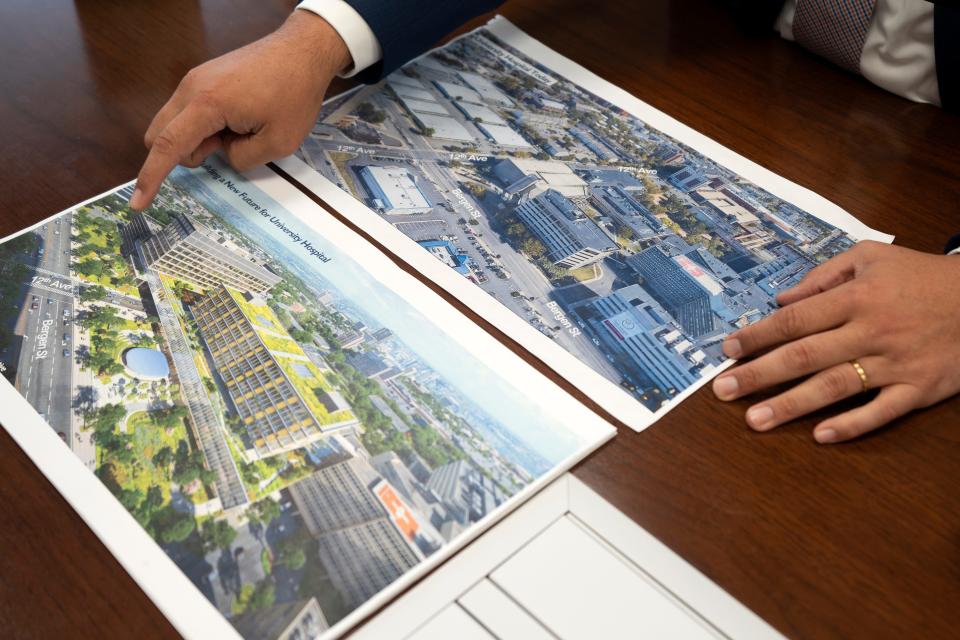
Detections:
[570, 264, 599, 282]
[119, 317, 152, 332]
[327, 151, 360, 197]
[259, 332, 303, 355]
[108, 409, 188, 502]
[229, 288, 286, 334]
[226, 430, 312, 502]
[274, 355, 354, 427]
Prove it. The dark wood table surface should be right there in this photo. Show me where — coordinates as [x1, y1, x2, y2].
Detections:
[1, 0, 958, 638]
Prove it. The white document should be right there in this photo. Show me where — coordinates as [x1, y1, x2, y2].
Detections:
[0, 157, 614, 639]
[277, 15, 892, 432]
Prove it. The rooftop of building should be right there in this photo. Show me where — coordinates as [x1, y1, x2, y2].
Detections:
[386, 72, 426, 90]
[359, 165, 432, 210]
[432, 80, 484, 104]
[496, 158, 588, 196]
[399, 95, 450, 116]
[452, 100, 507, 125]
[417, 239, 470, 275]
[520, 189, 617, 253]
[456, 71, 514, 106]
[225, 287, 356, 428]
[410, 111, 475, 142]
[580, 169, 645, 190]
[476, 122, 533, 148]
[345, 349, 392, 378]
[386, 78, 435, 101]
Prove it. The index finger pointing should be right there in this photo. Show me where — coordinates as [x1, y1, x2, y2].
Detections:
[130, 101, 225, 210]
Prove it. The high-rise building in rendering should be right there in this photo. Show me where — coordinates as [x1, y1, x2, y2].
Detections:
[514, 189, 616, 269]
[426, 459, 502, 525]
[494, 158, 589, 201]
[577, 283, 710, 398]
[589, 185, 662, 240]
[232, 597, 329, 640]
[127, 211, 280, 293]
[288, 457, 423, 610]
[193, 285, 357, 458]
[628, 246, 718, 338]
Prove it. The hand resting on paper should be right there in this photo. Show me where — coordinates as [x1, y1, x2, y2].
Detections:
[712, 241, 960, 443]
[129, 10, 351, 211]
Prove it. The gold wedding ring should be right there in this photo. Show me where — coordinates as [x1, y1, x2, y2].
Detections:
[850, 360, 869, 393]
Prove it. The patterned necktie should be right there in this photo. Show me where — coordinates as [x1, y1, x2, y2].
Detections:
[792, 0, 878, 74]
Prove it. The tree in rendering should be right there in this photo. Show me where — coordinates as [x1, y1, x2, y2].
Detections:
[248, 498, 281, 529]
[200, 519, 237, 552]
[80, 284, 108, 303]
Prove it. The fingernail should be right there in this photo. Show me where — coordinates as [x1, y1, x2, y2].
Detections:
[723, 338, 742, 359]
[713, 375, 739, 400]
[746, 405, 774, 430]
[129, 186, 145, 210]
[815, 428, 838, 444]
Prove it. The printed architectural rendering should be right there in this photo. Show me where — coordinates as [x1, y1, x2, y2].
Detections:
[297, 28, 855, 410]
[0, 162, 580, 639]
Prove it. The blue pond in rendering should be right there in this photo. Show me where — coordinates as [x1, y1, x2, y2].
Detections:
[123, 347, 170, 379]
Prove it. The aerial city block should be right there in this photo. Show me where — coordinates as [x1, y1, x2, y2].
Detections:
[297, 27, 855, 411]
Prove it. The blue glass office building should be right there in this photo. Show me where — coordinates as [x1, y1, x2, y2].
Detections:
[580, 284, 701, 399]
[628, 247, 715, 338]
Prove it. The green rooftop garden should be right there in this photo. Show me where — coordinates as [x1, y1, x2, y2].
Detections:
[227, 288, 355, 428]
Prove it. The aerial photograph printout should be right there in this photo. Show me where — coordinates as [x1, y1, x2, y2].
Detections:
[0, 157, 612, 639]
[278, 17, 890, 431]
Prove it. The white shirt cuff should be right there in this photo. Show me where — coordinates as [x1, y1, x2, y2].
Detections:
[297, 0, 383, 78]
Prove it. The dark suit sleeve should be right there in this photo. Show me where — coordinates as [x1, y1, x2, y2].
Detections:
[344, 0, 505, 83]
[945, 232, 960, 254]
[935, 4, 960, 112]
[729, 0, 787, 34]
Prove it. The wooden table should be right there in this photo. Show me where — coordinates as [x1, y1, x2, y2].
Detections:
[1, 1, 958, 638]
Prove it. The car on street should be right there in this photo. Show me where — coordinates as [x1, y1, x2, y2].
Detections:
[62, 348, 70, 357]
[47, 298, 53, 305]
[29, 302, 38, 311]
[62, 333, 70, 344]
[57, 431, 67, 443]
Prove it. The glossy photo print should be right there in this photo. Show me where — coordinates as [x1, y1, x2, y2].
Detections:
[0, 157, 613, 639]
[278, 16, 891, 432]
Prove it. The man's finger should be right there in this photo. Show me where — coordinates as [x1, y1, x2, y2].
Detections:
[181, 135, 223, 168]
[741, 356, 887, 431]
[713, 326, 866, 400]
[221, 125, 298, 173]
[144, 91, 187, 150]
[130, 102, 225, 210]
[813, 383, 919, 444]
[776, 246, 860, 306]
[722, 283, 851, 359]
